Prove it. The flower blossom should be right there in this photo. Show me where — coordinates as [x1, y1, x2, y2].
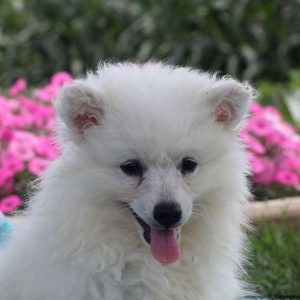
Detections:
[0, 195, 22, 213]
[8, 78, 27, 96]
[242, 102, 300, 191]
[0, 71, 72, 213]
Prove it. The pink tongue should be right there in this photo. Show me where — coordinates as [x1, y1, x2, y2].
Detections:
[150, 228, 181, 264]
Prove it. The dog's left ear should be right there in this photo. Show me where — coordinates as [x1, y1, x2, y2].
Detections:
[207, 79, 257, 129]
[56, 80, 103, 136]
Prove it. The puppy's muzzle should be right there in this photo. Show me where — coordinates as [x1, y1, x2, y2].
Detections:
[153, 202, 182, 228]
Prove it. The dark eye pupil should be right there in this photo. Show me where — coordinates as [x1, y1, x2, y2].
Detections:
[120, 160, 143, 177]
[180, 158, 197, 175]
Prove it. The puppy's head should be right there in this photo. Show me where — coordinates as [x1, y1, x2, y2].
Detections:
[55, 62, 256, 264]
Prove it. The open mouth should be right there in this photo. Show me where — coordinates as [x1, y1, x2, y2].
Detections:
[132, 211, 151, 244]
[132, 211, 181, 264]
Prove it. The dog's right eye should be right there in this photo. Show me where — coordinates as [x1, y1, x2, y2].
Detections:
[180, 157, 198, 175]
[120, 160, 144, 177]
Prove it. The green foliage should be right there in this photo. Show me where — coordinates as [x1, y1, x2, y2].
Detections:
[248, 221, 300, 297]
[257, 70, 300, 130]
[253, 184, 300, 201]
[1, 0, 300, 84]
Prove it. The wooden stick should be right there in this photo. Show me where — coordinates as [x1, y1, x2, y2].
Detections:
[246, 197, 300, 222]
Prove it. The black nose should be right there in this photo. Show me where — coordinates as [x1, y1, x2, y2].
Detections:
[153, 202, 182, 228]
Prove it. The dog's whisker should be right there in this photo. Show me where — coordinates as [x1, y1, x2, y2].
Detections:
[192, 209, 213, 225]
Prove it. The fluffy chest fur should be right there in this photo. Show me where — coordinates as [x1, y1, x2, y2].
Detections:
[60, 193, 247, 300]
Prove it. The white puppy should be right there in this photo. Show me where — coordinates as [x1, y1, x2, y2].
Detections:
[0, 62, 256, 300]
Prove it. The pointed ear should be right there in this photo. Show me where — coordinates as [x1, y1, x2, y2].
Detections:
[207, 79, 257, 129]
[56, 81, 103, 135]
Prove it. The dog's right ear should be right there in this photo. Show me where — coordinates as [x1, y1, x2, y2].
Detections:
[55, 81, 103, 137]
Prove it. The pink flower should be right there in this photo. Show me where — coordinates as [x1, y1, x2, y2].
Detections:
[250, 155, 266, 174]
[32, 106, 55, 128]
[51, 71, 73, 86]
[249, 116, 273, 137]
[283, 158, 300, 170]
[1, 152, 24, 174]
[20, 96, 40, 112]
[0, 73, 70, 207]
[253, 160, 276, 185]
[1, 113, 17, 128]
[8, 139, 35, 162]
[0, 168, 14, 187]
[14, 130, 37, 143]
[46, 118, 57, 131]
[35, 86, 57, 101]
[34, 137, 59, 159]
[267, 131, 285, 146]
[264, 106, 282, 122]
[0, 128, 14, 141]
[274, 170, 300, 186]
[274, 122, 296, 137]
[28, 158, 49, 176]
[0, 195, 22, 213]
[7, 99, 21, 111]
[38, 106, 55, 118]
[249, 102, 262, 113]
[281, 135, 300, 151]
[35, 72, 72, 102]
[243, 101, 300, 189]
[241, 133, 266, 154]
[8, 78, 27, 96]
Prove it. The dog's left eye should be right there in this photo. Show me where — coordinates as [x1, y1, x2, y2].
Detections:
[120, 160, 144, 177]
[180, 157, 198, 175]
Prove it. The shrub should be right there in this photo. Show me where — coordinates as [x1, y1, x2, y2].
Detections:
[0, 72, 72, 213]
[242, 103, 300, 199]
[1, 0, 300, 85]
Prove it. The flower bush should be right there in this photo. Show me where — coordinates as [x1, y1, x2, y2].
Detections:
[0, 72, 72, 213]
[241, 102, 300, 199]
[0, 74, 300, 213]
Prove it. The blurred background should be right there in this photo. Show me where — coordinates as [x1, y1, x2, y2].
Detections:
[2, 0, 300, 127]
[0, 0, 299, 298]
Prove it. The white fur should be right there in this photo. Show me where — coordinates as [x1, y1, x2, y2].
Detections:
[0, 62, 256, 300]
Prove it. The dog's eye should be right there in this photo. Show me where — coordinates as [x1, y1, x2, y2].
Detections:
[120, 160, 144, 177]
[180, 157, 198, 175]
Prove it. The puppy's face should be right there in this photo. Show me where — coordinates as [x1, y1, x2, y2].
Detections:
[56, 63, 255, 264]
